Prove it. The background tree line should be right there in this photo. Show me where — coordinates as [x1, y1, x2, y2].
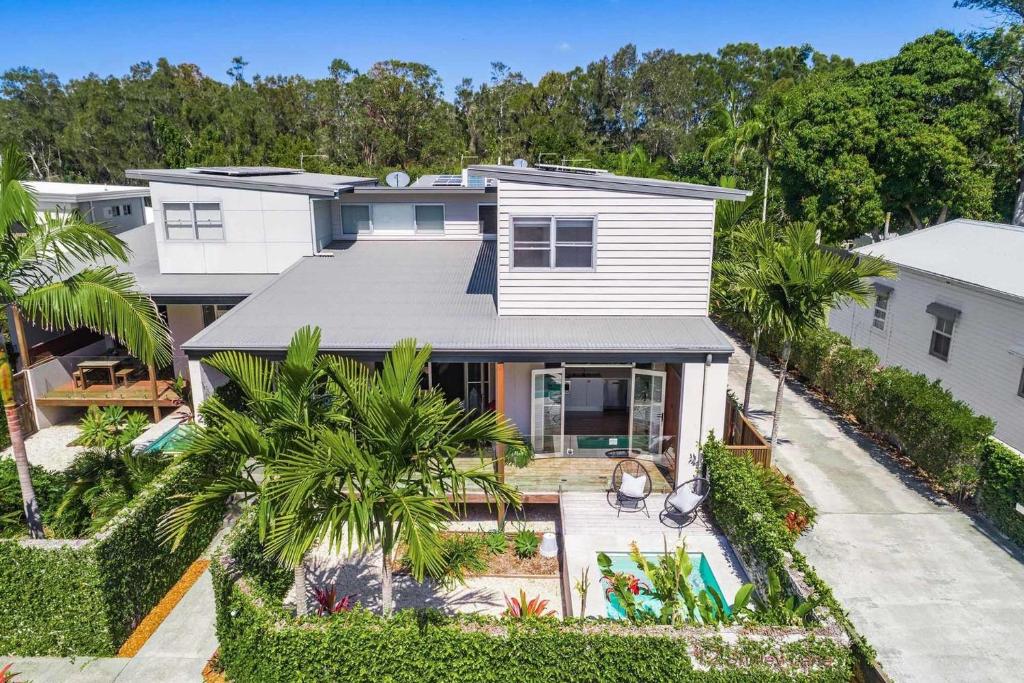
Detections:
[3, 17, 1023, 243]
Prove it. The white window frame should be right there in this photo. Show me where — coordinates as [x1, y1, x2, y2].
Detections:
[929, 316, 955, 362]
[478, 202, 497, 238]
[414, 203, 446, 233]
[510, 215, 596, 271]
[163, 201, 224, 241]
[872, 292, 890, 331]
[340, 203, 448, 236]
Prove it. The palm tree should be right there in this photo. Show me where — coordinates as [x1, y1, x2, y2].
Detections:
[262, 339, 525, 617]
[158, 326, 349, 613]
[712, 176, 761, 260]
[735, 223, 895, 445]
[0, 144, 171, 538]
[712, 220, 780, 414]
[606, 145, 670, 179]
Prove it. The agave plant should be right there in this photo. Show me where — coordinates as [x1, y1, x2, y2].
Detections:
[313, 586, 356, 616]
[503, 589, 555, 619]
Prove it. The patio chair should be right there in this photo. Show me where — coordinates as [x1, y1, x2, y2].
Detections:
[659, 477, 711, 529]
[608, 460, 653, 517]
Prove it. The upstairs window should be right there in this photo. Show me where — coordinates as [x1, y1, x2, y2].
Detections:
[340, 203, 446, 234]
[122, 203, 132, 215]
[926, 302, 960, 362]
[872, 292, 890, 330]
[341, 205, 371, 234]
[164, 201, 224, 240]
[1019, 367, 1024, 398]
[511, 216, 594, 269]
[478, 204, 497, 236]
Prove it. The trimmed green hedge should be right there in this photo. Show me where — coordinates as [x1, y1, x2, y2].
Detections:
[718, 314, 995, 494]
[0, 453, 224, 656]
[211, 508, 853, 683]
[977, 439, 1024, 548]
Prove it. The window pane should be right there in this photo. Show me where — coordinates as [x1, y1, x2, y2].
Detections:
[555, 245, 593, 267]
[937, 317, 954, 334]
[415, 205, 445, 232]
[194, 203, 222, 226]
[197, 225, 224, 240]
[479, 205, 497, 235]
[555, 219, 593, 243]
[930, 332, 950, 360]
[514, 249, 550, 268]
[341, 205, 371, 234]
[372, 203, 414, 231]
[164, 203, 191, 224]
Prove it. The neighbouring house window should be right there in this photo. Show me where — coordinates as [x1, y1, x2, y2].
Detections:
[872, 292, 890, 330]
[341, 204, 371, 234]
[478, 204, 497, 235]
[164, 201, 224, 240]
[415, 205, 445, 233]
[1018, 367, 1024, 398]
[104, 205, 121, 218]
[123, 204, 132, 215]
[202, 304, 234, 327]
[511, 216, 594, 269]
[929, 316, 955, 361]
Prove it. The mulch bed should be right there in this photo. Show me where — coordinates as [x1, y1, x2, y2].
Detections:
[117, 558, 211, 657]
[396, 531, 559, 578]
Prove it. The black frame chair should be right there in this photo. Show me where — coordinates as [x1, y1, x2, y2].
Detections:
[659, 476, 711, 529]
[608, 460, 653, 517]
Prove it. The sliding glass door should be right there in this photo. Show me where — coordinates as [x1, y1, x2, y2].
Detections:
[531, 368, 564, 455]
[630, 369, 666, 454]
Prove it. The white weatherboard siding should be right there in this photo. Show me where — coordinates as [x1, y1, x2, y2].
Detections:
[496, 180, 715, 316]
[334, 194, 490, 239]
[150, 181, 314, 274]
[829, 268, 1024, 452]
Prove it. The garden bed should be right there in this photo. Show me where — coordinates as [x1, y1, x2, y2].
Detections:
[398, 531, 559, 578]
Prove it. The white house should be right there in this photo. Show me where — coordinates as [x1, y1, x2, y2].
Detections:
[18, 163, 749, 485]
[829, 218, 1024, 453]
[26, 181, 149, 230]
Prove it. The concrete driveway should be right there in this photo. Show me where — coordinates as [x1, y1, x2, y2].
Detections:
[728, 338, 1024, 683]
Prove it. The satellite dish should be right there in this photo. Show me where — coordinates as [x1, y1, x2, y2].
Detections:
[385, 170, 411, 188]
[512, 158, 528, 169]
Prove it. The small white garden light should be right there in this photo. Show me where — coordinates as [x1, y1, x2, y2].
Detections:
[539, 531, 558, 558]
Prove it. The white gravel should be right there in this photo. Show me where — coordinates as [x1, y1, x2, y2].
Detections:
[0, 423, 83, 472]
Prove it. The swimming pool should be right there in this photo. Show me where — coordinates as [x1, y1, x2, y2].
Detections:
[144, 423, 193, 453]
[600, 551, 728, 620]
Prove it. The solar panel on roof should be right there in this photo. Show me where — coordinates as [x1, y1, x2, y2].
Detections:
[465, 175, 487, 188]
[192, 166, 301, 177]
[432, 175, 463, 187]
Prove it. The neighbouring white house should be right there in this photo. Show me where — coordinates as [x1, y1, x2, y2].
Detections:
[12, 163, 750, 488]
[829, 218, 1024, 453]
[26, 181, 149, 230]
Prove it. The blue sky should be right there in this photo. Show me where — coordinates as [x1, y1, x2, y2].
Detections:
[0, 1, 1000, 94]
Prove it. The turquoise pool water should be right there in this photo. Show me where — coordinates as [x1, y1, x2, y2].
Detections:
[601, 551, 728, 621]
[145, 424, 193, 453]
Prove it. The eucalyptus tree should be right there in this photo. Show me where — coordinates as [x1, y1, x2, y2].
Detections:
[0, 144, 171, 538]
[735, 223, 895, 444]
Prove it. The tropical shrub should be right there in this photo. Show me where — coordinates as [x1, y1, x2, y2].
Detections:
[513, 528, 540, 559]
[976, 439, 1024, 547]
[0, 459, 68, 538]
[503, 589, 555, 619]
[483, 529, 507, 555]
[752, 465, 817, 536]
[313, 587, 355, 616]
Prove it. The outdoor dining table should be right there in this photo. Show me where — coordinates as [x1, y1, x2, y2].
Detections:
[76, 358, 122, 388]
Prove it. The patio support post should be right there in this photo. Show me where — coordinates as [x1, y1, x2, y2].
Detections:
[11, 306, 30, 371]
[494, 362, 507, 526]
[148, 362, 160, 421]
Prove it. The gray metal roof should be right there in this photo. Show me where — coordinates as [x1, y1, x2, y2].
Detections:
[110, 224, 275, 303]
[855, 219, 1024, 301]
[467, 164, 752, 201]
[124, 167, 378, 197]
[182, 240, 733, 360]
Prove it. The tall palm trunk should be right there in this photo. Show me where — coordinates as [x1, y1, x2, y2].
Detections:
[0, 343, 43, 538]
[761, 163, 770, 222]
[294, 558, 308, 616]
[380, 551, 394, 617]
[742, 330, 760, 416]
[769, 340, 792, 446]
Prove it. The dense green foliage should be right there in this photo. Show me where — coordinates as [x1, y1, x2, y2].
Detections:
[0, 452, 225, 656]
[0, 459, 67, 537]
[4, 24, 1021, 241]
[720, 314, 996, 495]
[977, 439, 1024, 546]
[211, 508, 853, 683]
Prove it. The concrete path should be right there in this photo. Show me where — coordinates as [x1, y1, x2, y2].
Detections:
[6, 570, 218, 682]
[728, 337, 1024, 683]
